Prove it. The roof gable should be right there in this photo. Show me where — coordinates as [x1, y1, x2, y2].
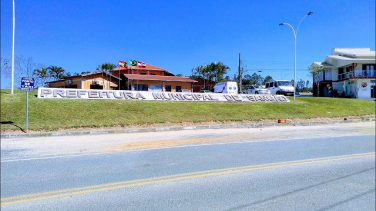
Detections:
[113, 62, 175, 76]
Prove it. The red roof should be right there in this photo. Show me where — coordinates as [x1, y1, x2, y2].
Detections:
[124, 74, 197, 83]
[113, 62, 175, 76]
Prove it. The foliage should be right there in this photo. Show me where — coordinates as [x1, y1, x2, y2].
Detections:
[192, 62, 230, 83]
[98, 63, 117, 73]
[241, 73, 273, 86]
[1, 89, 375, 132]
[263, 76, 274, 84]
[1, 56, 44, 88]
[243, 73, 264, 86]
[48, 66, 65, 80]
[309, 65, 326, 96]
[33, 67, 50, 87]
[1, 56, 69, 88]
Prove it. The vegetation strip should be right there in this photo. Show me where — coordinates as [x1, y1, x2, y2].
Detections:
[1, 90, 375, 132]
[2, 152, 374, 205]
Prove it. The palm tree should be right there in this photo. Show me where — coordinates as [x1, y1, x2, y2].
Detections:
[99, 63, 117, 73]
[48, 66, 65, 80]
[98, 63, 117, 90]
[205, 63, 216, 82]
[193, 65, 207, 89]
[214, 62, 229, 83]
[193, 62, 230, 89]
[33, 67, 49, 87]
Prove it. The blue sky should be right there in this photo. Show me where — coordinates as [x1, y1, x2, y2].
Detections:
[1, 0, 375, 88]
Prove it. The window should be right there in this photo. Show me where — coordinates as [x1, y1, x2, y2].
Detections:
[140, 73, 146, 75]
[325, 68, 332, 80]
[150, 73, 156, 75]
[134, 84, 148, 91]
[176, 86, 182, 92]
[67, 84, 78, 88]
[150, 85, 162, 91]
[165, 85, 171, 92]
[265, 83, 269, 88]
[90, 84, 103, 89]
[363, 64, 375, 70]
[277, 81, 292, 86]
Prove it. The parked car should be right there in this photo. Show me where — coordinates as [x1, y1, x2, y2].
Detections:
[213, 81, 238, 94]
[242, 85, 270, 94]
[265, 80, 295, 96]
[199, 90, 212, 93]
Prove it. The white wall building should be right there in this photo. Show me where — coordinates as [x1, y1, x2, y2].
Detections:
[309, 48, 376, 99]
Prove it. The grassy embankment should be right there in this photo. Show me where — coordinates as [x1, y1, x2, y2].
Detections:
[1, 89, 375, 132]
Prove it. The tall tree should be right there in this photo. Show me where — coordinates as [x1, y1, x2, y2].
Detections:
[193, 65, 206, 88]
[33, 67, 50, 87]
[2, 56, 43, 88]
[249, 73, 263, 85]
[98, 62, 118, 90]
[48, 66, 65, 80]
[193, 62, 229, 83]
[263, 75, 273, 84]
[214, 62, 229, 82]
[243, 74, 252, 86]
[99, 63, 117, 73]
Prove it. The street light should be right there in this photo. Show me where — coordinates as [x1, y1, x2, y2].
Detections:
[279, 12, 313, 101]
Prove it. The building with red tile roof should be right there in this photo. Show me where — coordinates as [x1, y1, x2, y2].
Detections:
[113, 62, 196, 92]
[49, 61, 197, 92]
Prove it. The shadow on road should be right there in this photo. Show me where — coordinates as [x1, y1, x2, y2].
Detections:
[226, 167, 375, 211]
[1, 121, 26, 133]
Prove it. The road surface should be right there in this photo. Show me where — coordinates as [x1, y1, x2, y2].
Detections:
[1, 122, 375, 210]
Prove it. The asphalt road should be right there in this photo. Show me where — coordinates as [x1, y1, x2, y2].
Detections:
[1, 122, 375, 210]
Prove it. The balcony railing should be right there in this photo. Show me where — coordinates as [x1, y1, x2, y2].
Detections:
[338, 70, 376, 80]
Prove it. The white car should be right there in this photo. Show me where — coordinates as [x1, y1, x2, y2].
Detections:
[265, 80, 294, 96]
[242, 85, 270, 94]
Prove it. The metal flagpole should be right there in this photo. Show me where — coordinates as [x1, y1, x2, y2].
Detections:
[11, 0, 15, 94]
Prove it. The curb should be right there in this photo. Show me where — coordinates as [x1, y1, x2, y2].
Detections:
[1, 118, 375, 139]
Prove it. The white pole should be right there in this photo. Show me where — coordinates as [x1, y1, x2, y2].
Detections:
[294, 35, 296, 101]
[279, 12, 312, 101]
[11, 0, 15, 95]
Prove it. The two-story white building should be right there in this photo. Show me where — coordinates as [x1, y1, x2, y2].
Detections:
[309, 48, 375, 99]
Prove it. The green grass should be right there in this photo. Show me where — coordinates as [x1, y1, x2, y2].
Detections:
[1, 89, 375, 131]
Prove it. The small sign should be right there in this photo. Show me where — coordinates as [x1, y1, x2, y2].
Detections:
[21, 77, 34, 92]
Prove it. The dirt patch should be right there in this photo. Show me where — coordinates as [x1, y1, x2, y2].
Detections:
[99, 123, 375, 152]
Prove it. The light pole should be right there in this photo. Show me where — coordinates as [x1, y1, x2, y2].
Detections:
[279, 12, 313, 101]
[11, 0, 15, 94]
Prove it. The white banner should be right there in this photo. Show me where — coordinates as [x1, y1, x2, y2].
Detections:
[37, 88, 290, 103]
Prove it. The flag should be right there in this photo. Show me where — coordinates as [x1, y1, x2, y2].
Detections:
[129, 60, 137, 66]
[138, 61, 146, 68]
[119, 60, 127, 68]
